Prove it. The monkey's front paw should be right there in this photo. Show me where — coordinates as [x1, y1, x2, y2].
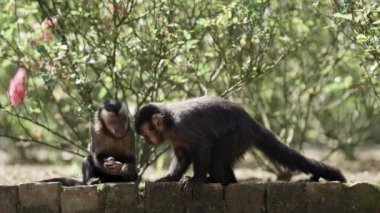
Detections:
[87, 177, 101, 185]
[180, 176, 191, 182]
[182, 177, 206, 194]
[104, 159, 123, 175]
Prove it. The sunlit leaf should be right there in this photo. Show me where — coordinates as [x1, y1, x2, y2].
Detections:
[372, 20, 380, 25]
[356, 34, 368, 43]
[182, 30, 191, 40]
[333, 13, 352, 20]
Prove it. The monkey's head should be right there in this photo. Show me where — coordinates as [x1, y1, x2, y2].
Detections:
[135, 103, 173, 145]
[95, 99, 130, 139]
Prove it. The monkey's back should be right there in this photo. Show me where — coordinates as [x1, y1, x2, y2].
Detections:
[169, 96, 257, 161]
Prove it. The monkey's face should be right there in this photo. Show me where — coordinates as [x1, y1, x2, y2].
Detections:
[139, 122, 163, 145]
[102, 111, 129, 139]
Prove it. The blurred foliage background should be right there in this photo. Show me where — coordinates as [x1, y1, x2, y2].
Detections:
[0, 0, 379, 182]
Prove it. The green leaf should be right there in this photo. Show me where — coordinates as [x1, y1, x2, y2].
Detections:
[29, 107, 42, 114]
[356, 34, 368, 43]
[182, 30, 191, 40]
[98, 87, 107, 99]
[333, 13, 352, 20]
[36, 45, 49, 56]
[372, 20, 380, 25]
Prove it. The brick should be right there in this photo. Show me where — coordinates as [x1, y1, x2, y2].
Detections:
[345, 183, 380, 213]
[306, 182, 345, 213]
[18, 182, 60, 213]
[145, 182, 225, 213]
[145, 182, 185, 213]
[225, 183, 266, 213]
[267, 182, 306, 213]
[0, 185, 18, 213]
[61, 185, 101, 213]
[104, 183, 142, 213]
[185, 183, 224, 213]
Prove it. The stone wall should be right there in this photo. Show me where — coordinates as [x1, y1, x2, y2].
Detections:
[1, 182, 379, 212]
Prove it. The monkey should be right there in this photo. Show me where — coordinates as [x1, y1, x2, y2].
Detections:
[39, 99, 137, 186]
[82, 99, 137, 184]
[134, 96, 346, 191]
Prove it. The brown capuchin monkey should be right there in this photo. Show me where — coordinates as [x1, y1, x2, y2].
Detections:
[82, 99, 137, 184]
[134, 96, 346, 191]
[39, 99, 137, 186]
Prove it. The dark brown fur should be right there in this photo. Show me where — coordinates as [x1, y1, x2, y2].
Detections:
[135, 96, 346, 190]
[83, 99, 137, 184]
[39, 100, 137, 186]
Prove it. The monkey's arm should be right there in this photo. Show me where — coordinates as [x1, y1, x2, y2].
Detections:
[157, 149, 191, 182]
[90, 134, 112, 174]
[182, 144, 210, 192]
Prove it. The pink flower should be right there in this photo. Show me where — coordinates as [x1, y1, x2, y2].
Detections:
[42, 31, 50, 41]
[42, 16, 58, 28]
[7, 67, 27, 107]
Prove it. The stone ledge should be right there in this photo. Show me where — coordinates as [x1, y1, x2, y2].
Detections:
[19, 182, 61, 213]
[0, 185, 18, 213]
[0, 182, 378, 212]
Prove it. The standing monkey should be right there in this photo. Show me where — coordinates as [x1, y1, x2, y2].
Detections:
[134, 96, 346, 191]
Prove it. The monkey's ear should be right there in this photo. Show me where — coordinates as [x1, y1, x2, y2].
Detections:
[152, 113, 164, 131]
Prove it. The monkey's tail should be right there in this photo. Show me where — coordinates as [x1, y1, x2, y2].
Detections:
[38, 177, 83, 186]
[253, 128, 346, 182]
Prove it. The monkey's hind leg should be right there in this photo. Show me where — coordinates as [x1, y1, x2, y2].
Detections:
[208, 149, 228, 185]
[209, 145, 238, 185]
[82, 155, 101, 185]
